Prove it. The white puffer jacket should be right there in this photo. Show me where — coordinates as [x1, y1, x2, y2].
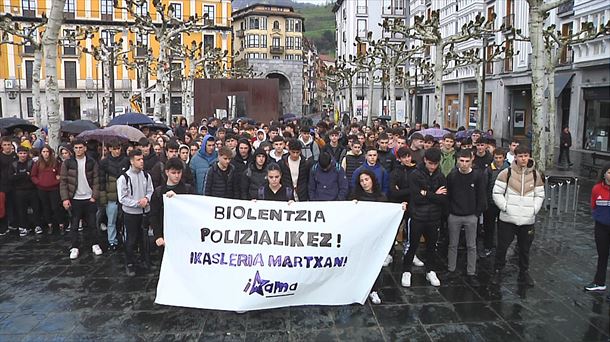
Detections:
[492, 160, 545, 226]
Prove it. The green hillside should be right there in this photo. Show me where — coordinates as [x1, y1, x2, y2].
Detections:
[299, 4, 336, 56]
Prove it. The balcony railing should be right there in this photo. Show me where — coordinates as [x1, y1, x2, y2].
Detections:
[502, 14, 514, 31]
[270, 46, 284, 54]
[557, 0, 574, 16]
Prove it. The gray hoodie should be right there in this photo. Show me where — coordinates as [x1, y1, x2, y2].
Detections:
[117, 166, 154, 215]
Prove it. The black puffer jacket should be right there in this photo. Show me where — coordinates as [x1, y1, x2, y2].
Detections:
[59, 156, 100, 201]
[280, 155, 312, 201]
[150, 182, 194, 240]
[144, 152, 159, 172]
[0, 152, 17, 192]
[10, 159, 35, 191]
[408, 163, 447, 222]
[98, 154, 129, 205]
[241, 163, 268, 199]
[204, 163, 237, 198]
[389, 163, 417, 203]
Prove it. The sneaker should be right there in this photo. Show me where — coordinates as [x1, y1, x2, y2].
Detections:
[92, 244, 103, 256]
[8, 225, 16, 231]
[78, 226, 84, 232]
[34, 226, 43, 235]
[369, 291, 381, 304]
[0, 230, 8, 236]
[412, 255, 424, 267]
[65, 225, 71, 232]
[100, 223, 107, 231]
[69, 248, 79, 260]
[109, 244, 118, 252]
[518, 272, 535, 287]
[426, 271, 441, 287]
[19, 228, 28, 237]
[401, 272, 412, 287]
[584, 283, 606, 292]
[126, 264, 136, 277]
[383, 254, 393, 267]
[466, 275, 480, 287]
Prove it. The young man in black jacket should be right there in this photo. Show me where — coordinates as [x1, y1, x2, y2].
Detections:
[377, 133, 396, 173]
[280, 139, 312, 201]
[11, 147, 43, 236]
[0, 137, 17, 236]
[446, 149, 487, 286]
[204, 146, 237, 198]
[98, 140, 129, 250]
[151, 157, 194, 249]
[402, 148, 447, 288]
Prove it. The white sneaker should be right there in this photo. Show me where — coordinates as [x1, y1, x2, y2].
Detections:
[383, 254, 393, 267]
[100, 223, 107, 231]
[69, 248, 79, 260]
[413, 255, 425, 267]
[19, 228, 28, 237]
[426, 271, 441, 287]
[34, 226, 43, 235]
[369, 291, 381, 304]
[92, 244, 103, 256]
[401, 272, 412, 287]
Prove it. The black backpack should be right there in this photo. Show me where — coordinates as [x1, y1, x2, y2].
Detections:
[120, 171, 150, 196]
[257, 185, 293, 200]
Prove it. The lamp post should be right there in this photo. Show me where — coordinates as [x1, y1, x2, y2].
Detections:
[16, 64, 23, 119]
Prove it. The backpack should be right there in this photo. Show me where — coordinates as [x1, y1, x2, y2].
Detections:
[311, 161, 341, 173]
[12, 160, 33, 174]
[121, 170, 150, 196]
[257, 185, 293, 200]
[503, 167, 538, 196]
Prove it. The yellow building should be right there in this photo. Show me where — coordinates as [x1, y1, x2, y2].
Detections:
[232, 4, 304, 62]
[0, 0, 232, 121]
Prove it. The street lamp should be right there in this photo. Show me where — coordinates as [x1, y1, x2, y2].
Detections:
[16, 64, 23, 119]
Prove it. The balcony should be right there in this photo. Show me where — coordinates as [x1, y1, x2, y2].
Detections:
[502, 14, 514, 31]
[204, 19, 215, 27]
[270, 46, 284, 54]
[557, 0, 574, 16]
[559, 47, 574, 65]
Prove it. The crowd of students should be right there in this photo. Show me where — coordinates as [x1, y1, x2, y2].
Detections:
[0, 115, 607, 304]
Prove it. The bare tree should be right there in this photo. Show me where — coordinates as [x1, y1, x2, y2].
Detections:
[0, 14, 47, 126]
[324, 56, 362, 122]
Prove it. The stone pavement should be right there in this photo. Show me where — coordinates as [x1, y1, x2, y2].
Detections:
[0, 180, 608, 342]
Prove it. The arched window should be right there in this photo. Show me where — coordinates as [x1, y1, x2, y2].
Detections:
[273, 21, 280, 30]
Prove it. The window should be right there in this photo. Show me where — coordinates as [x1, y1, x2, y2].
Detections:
[169, 3, 182, 20]
[25, 60, 33, 89]
[273, 56, 280, 60]
[357, 19, 367, 38]
[249, 17, 260, 30]
[394, 0, 404, 15]
[272, 37, 281, 47]
[100, 30, 114, 46]
[64, 61, 77, 89]
[295, 20, 301, 32]
[203, 35, 215, 50]
[583, 87, 610, 151]
[260, 35, 267, 48]
[273, 21, 280, 30]
[135, 1, 148, 16]
[22, 0, 36, 16]
[248, 35, 259, 48]
[136, 33, 148, 57]
[64, 0, 75, 18]
[383, 0, 392, 14]
[357, 42, 367, 56]
[23, 27, 36, 54]
[285, 37, 294, 49]
[101, 0, 113, 20]
[295, 37, 301, 50]
[63, 29, 76, 55]
[26, 98, 33, 118]
[204, 5, 215, 24]
[137, 65, 148, 89]
[357, 0, 367, 14]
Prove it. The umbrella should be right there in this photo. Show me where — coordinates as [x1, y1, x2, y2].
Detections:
[235, 117, 256, 125]
[280, 113, 297, 122]
[108, 112, 154, 126]
[419, 128, 449, 139]
[142, 122, 171, 132]
[455, 129, 474, 140]
[376, 115, 391, 122]
[77, 125, 145, 143]
[61, 120, 99, 134]
[0, 117, 38, 132]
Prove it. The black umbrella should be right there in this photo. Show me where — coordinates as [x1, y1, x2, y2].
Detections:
[280, 113, 297, 122]
[108, 112, 154, 126]
[0, 117, 39, 132]
[61, 119, 99, 134]
[235, 117, 256, 125]
[142, 122, 171, 132]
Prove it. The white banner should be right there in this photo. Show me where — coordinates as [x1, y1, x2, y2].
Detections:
[155, 195, 404, 311]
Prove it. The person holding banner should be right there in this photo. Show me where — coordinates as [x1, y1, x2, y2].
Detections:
[350, 169, 407, 305]
[150, 157, 194, 249]
[256, 163, 294, 201]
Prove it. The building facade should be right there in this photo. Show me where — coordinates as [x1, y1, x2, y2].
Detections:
[231, 3, 304, 116]
[0, 0, 232, 123]
[333, 0, 409, 120]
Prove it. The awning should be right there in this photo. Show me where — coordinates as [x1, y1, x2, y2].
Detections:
[554, 73, 574, 98]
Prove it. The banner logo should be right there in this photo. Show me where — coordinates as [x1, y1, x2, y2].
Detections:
[243, 271, 298, 298]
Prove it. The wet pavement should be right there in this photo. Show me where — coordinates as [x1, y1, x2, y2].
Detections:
[0, 179, 609, 341]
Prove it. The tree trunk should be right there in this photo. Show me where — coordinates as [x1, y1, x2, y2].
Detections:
[405, 79, 411, 125]
[475, 65, 484, 131]
[367, 67, 374, 127]
[529, 4, 547, 172]
[32, 47, 43, 127]
[347, 79, 354, 121]
[102, 58, 111, 126]
[434, 44, 444, 127]
[42, 0, 66, 150]
[545, 52, 557, 169]
[140, 65, 147, 115]
[389, 65, 396, 121]
[154, 47, 167, 122]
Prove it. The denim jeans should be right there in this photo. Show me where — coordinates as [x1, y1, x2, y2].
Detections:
[106, 202, 119, 245]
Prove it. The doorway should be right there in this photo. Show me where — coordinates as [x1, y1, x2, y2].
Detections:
[63, 97, 81, 121]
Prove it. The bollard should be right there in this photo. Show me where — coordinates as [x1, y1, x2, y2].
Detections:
[544, 176, 550, 210]
[573, 178, 580, 211]
[565, 180, 571, 212]
[575, 183, 580, 212]
[557, 182, 563, 214]
[550, 184, 557, 217]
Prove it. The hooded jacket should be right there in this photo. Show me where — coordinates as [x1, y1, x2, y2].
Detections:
[408, 163, 447, 222]
[253, 129, 267, 149]
[389, 162, 417, 203]
[231, 139, 253, 176]
[352, 162, 390, 196]
[308, 159, 349, 201]
[241, 147, 268, 199]
[98, 154, 129, 205]
[299, 137, 320, 161]
[280, 155, 312, 201]
[190, 135, 218, 194]
[0, 151, 17, 192]
[10, 158, 35, 191]
[492, 159, 545, 226]
[143, 151, 159, 172]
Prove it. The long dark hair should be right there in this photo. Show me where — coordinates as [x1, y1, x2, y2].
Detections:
[37, 145, 57, 170]
[351, 169, 382, 199]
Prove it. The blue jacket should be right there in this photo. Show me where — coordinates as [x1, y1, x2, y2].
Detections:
[190, 135, 218, 195]
[308, 161, 349, 201]
[351, 163, 390, 196]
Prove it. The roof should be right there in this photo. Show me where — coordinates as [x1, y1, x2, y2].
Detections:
[332, 0, 344, 13]
[232, 3, 304, 20]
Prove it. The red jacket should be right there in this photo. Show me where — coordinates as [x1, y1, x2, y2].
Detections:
[591, 181, 610, 225]
[31, 161, 61, 191]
